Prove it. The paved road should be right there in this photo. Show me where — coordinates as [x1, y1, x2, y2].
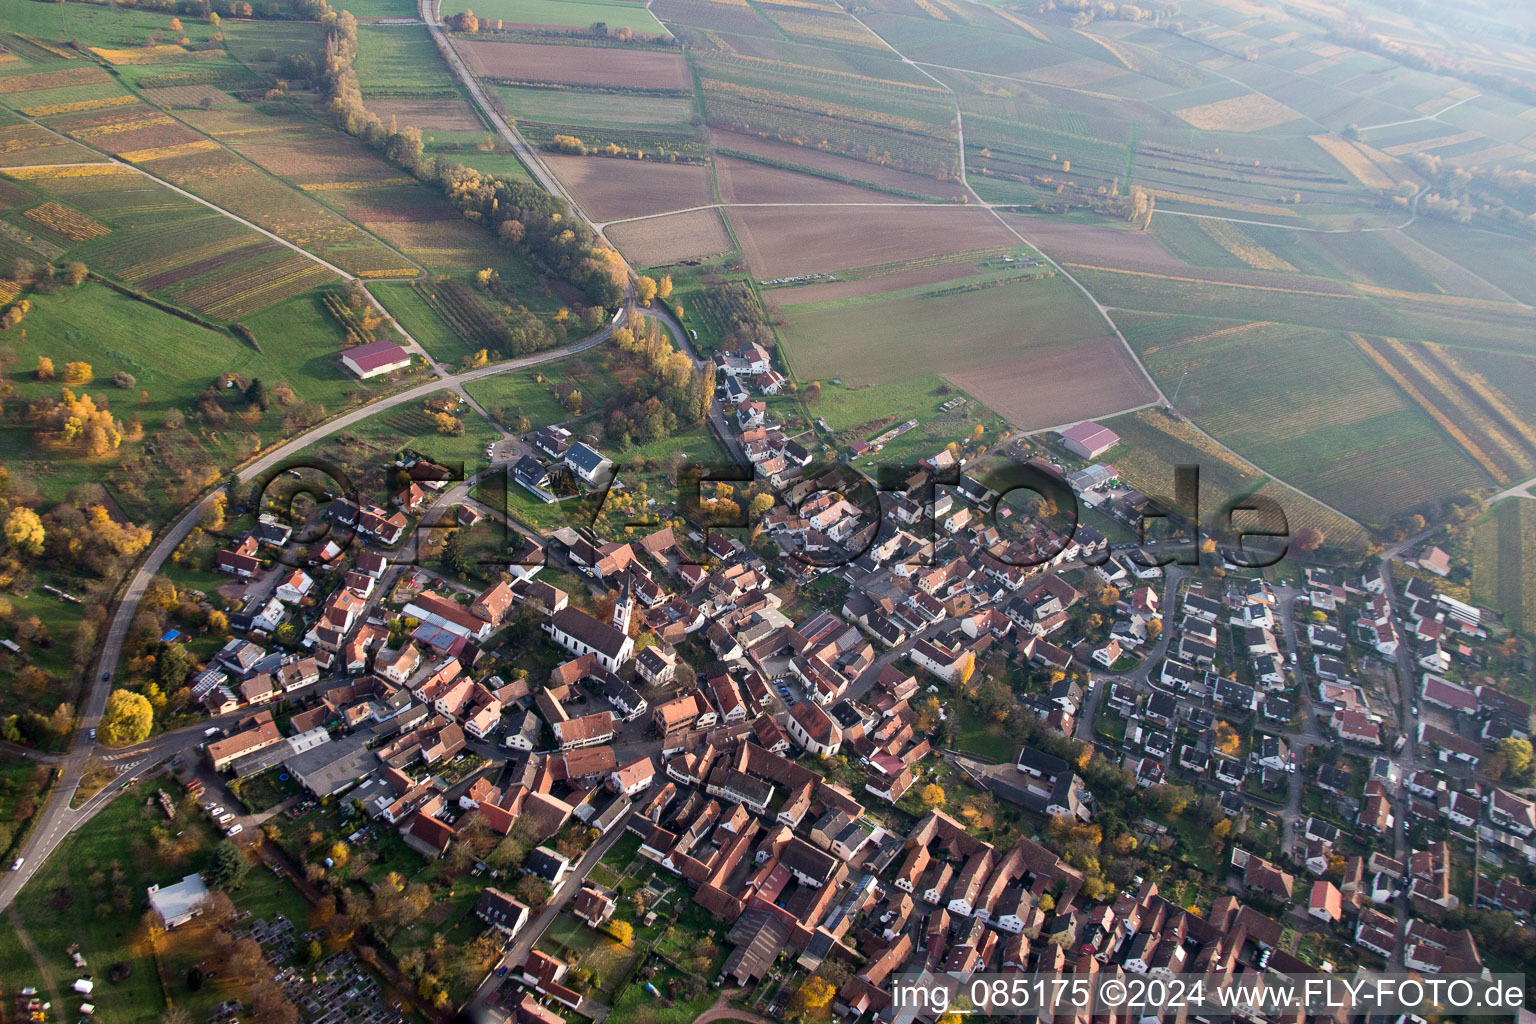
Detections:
[420, 0, 589, 222]
[475, 808, 637, 1002]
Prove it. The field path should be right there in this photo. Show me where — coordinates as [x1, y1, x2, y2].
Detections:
[842, 6, 1364, 532]
[1358, 94, 1482, 133]
[421, 0, 592, 221]
[14, 111, 452, 377]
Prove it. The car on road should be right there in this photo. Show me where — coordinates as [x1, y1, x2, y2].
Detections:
[10, 857, 23, 871]
[495, 966, 508, 977]
[1411, 703, 1420, 716]
[102, 672, 111, 682]
[89, 728, 96, 741]
[226, 824, 243, 837]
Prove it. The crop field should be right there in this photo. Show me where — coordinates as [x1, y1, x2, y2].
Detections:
[467, 0, 669, 34]
[1351, 335, 1535, 486]
[1470, 501, 1535, 633]
[457, 39, 692, 90]
[542, 154, 713, 222]
[374, 280, 484, 365]
[1101, 406, 1270, 520]
[773, 268, 1150, 423]
[142, 147, 413, 275]
[1173, 92, 1302, 132]
[0, 122, 99, 166]
[1451, 349, 1536, 426]
[464, 369, 579, 430]
[364, 217, 512, 272]
[236, 134, 412, 185]
[354, 23, 459, 96]
[943, 332, 1156, 431]
[0, 164, 357, 323]
[411, 278, 511, 358]
[21, 199, 110, 241]
[1119, 311, 1493, 522]
[1063, 263, 1417, 337]
[699, 77, 960, 182]
[713, 155, 909, 204]
[1402, 221, 1536, 306]
[0, 65, 112, 96]
[366, 97, 483, 131]
[497, 85, 696, 130]
[166, 249, 337, 320]
[709, 130, 967, 200]
[48, 103, 210, 158]
[728, 205, 1014, 277]
[606, 207, 734, 266]
[1309, 134, 1415, 190]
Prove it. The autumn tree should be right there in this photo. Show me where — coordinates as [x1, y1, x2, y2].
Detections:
[202, 492, 228, 533]
[920, 783, 945, 809]
[656, 274, 673, 299]
[63, 262, 87, 287]
[4, 507, 45, 556]
[34, 356, 54, 380]
[789, 975, 836, 1022]
[635, 275, 658, 303]
[100, 689, 153, 746]
[432, 412, 464, 436]
[31, 389, 128, 456]
[609, 919, 634, 945]
[1212, 720, 1240, 756]
[1497, 737, 1533, 778]
[514, 874, 552, 910]
[1294, 526, 1325, 551]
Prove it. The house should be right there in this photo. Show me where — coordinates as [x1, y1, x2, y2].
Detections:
[505, 710, 541, 752]
[564, 443, 612, 486]
[476, 888, 530, 936]
[215, 546, 261, 578]
[146, 873, 209, 929]
[274, 569, 314, 604]
[512, 456, 554, 499]
[1241, 852, 1294, 903]
[1059, 421, 1121, 459]
[1309, 880, 1342, 922]
[552, 711, 615, 751]
[471, 580, 516, 627]
[609, 756, 656, 797]
[1415, 546, 1452, 576]
[341, 339, 411, 379]
[572, 886, 615, 928]
[527, 847, 571, 886]
[205, 717, 283, 772]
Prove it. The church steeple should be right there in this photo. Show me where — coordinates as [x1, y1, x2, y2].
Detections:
[612, 575, 634, 635]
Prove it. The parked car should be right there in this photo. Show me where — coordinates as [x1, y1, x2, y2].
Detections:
[226, 824, 243, 837]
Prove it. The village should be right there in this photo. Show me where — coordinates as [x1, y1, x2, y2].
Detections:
[13, 336, 1528, 1024]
